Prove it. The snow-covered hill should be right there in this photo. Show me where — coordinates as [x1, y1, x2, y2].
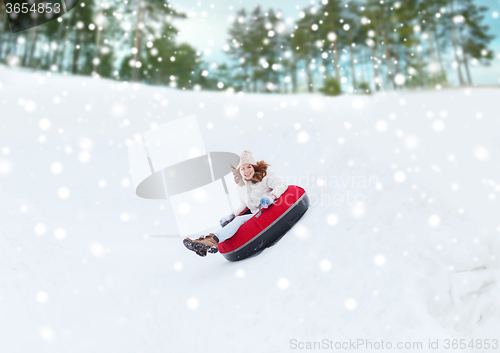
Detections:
[0, 65, 499, 352]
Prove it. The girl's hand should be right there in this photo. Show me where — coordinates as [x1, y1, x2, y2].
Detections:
[219, 214, 235, 228]
[259, 195, 275, 209]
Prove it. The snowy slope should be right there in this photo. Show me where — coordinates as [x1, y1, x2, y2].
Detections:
[0, 65, 499, 352]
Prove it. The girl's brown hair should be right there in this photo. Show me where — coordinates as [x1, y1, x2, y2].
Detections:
[249, 160, 270, 184]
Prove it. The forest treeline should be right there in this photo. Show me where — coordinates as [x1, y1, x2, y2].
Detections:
[0, 0, 495, 94]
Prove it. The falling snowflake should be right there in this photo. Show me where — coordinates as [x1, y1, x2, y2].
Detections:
[297, 131, 309, 143]
[120, 213, 130, 222]
[319, 259, 332, 272]
[293, 224, 309, 239]
[432, 120, 445, 132]
[0, 160, 12, 175]
[404, 135, 419, 149]
[39, 326, 55, 342]
[277, 277, 290, 290]
[54, 228, 67, 240]
[34, 223, 47, 236]
[50, 162, 63, 175]
[473, 146, 490, 162]
[374, 254, 386, 266]
[186, 297, 199, 309]
[428, 214, 441, 227]
[326, 214, 339, 226]
[36, 291, 49, 303]
[344, 298, 357, 310]
[78, 151, 91, 163]
[393, 171, 406, 183]
[38, 118, 51, 131]
[57, 187, 70, 200]
[173, 262, 183, 271]
[90, 242, 106, 257]
[24, 100, 36, 112]
[394, 73, 406, 86]
[351, 203, 365, 218]
[375, 120, 388, 132]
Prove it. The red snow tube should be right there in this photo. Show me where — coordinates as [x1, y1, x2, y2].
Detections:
[218, 185, 309, 261]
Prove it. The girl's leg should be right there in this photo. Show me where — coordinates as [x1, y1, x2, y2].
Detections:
[214, 214, 253, 242]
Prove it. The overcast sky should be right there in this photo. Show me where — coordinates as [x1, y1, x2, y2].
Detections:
[172, 0, 500, 85]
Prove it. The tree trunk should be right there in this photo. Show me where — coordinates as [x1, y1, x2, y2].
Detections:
[427, 28, 437, 81]
[457, 25, 472, 85]
[41, 26, 51, 69]
[0, 1, 5, 25]
[372, 17, 387, 89]
[431, 27, 445, 78]
[252, 65, 257, 92]
[427, 29, 435, 62]
[93, 2, 103, 74]
[360, 48, 367, 84]
[58, 15, 74, 71]
[0, 0, 7, 45]
[412, 41, 425, 87]
[291, 60, 297, 93]
[394, 47, 401, 74]
[333, 40, 340, 82]
[4, 33, 16, 58]
[27, 26, 39, 67]
[244, 63, 250, 92]
[22, 30, 33, 66]
[72, 30, 82, 74]
[370, 44, 380, 91]
[0, 1, 7, 49]
[131, 0, 144, 82]
[348, 31, 356, 90]
[0, 22, 8, 59]
[380, 24, 394, 89]
[449, 0, 465, 86]
[328, 16, 340, 82]
[305, 58, 313, 93]
[51, 19, 64, 69]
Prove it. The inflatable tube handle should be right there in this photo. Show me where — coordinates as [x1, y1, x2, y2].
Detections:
[255, 204, 263, 218]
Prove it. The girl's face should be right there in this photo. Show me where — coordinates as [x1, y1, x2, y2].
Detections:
[240, 164, 255, 181]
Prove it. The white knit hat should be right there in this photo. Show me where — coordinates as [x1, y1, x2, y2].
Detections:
[236, 149, 256, 169]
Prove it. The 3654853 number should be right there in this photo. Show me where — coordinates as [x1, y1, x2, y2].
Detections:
[443, 339, 498, 349]
[5, 2, 62, 14]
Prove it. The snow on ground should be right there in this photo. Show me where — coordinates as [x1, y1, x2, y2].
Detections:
[0, 65, 499, 352]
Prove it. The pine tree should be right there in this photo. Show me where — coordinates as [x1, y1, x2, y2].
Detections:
[292, 6, 321, 92]
[69, 0, 97, 74]
[390, 0, 422, 88]
[227, 9, 251, 92]
[259, 8, 285, 92]
[455, 0, 495, 85]
[248, 6, 268, 92]
[448, 0, 465, 85]
[316, 0, 345, 83]
[364, 0, 401, 89]
[417, 0, 448, 81]
[128, 0, 185, 81]
[344, 0, 368, 91]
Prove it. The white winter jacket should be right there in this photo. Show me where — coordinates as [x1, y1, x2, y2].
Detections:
[232, 171, 288, 216]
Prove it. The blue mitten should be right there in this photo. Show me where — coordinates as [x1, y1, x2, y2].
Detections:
[220, 213, 235, 228]
[259, 195, 275, 209]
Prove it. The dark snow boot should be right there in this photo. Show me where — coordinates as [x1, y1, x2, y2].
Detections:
[183, 233, 219, 257]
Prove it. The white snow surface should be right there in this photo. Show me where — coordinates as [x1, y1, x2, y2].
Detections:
[0, 66, 499, 352]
